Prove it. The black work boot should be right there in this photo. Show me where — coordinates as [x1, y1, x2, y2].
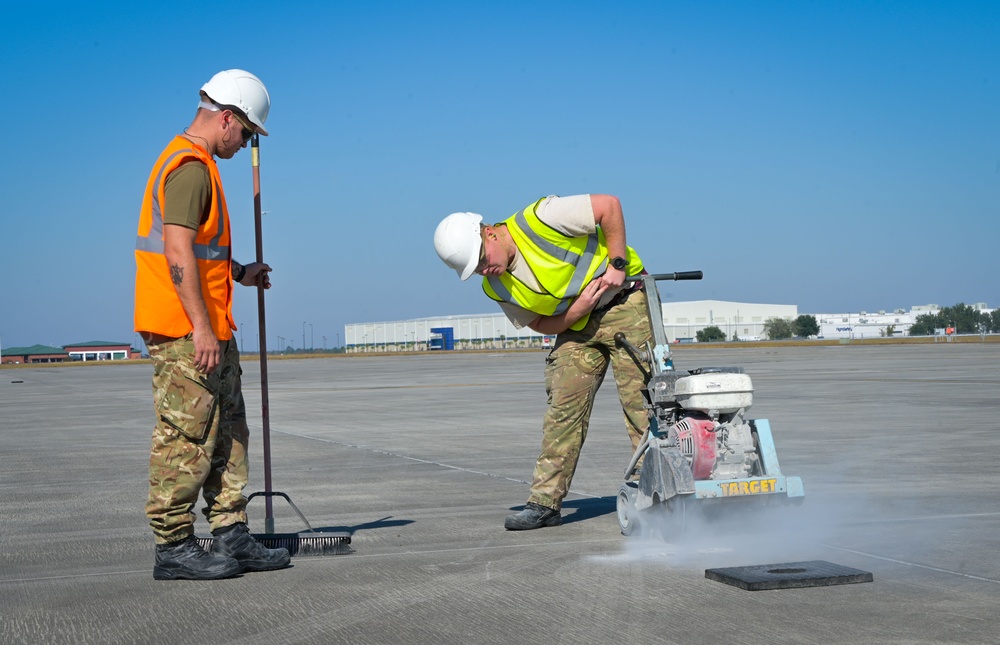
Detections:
[212, 523, 291, 572]
[153, 536, 242, 581]
[504, 502, 563, 530]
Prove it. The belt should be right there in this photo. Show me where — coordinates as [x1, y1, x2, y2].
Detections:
[140, 331, 183, 346]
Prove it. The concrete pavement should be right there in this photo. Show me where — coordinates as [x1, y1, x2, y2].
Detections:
[1, 343, 998, 644]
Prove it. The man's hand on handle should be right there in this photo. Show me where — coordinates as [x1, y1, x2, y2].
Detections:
[238, 262, 272, 289]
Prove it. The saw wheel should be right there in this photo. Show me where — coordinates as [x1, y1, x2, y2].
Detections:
[617, 482, 641, 536]
[618, 482, 694, 541]
[649, 494, 690, 542]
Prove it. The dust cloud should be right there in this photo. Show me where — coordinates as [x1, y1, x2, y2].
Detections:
[590, 489, 890, 571]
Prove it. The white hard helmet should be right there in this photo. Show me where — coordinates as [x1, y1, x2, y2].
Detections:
[200, 69, 271, 136]
[434, 212, 484, 281]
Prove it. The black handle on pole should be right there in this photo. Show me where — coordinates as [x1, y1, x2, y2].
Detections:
[628, 271, 703, 282]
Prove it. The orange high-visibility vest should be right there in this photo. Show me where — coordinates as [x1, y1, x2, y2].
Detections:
[134, 136, 234, 340]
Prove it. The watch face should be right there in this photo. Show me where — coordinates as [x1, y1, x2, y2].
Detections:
[612, 257, 627, 270]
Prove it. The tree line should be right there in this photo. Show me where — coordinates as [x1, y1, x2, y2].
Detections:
[907, 303, 1000, 336]
[696, 315, 820, 342]
[693, 304, 999, 343]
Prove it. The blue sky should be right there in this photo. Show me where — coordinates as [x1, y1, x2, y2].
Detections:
[1, 1, 997, 350]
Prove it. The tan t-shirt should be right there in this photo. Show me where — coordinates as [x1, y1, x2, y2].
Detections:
[163, 161, 211, 230]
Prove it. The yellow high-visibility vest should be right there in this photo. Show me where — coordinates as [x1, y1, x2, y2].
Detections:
[483, 198, 643, 331]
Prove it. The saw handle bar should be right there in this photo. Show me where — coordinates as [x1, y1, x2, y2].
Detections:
[614, 332, 653, 384]
[626, 271, 703, 283]
[621, 270, 702, 375]
[614, 332, 646, 363]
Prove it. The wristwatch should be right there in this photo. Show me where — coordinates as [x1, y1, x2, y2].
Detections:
[610, 256, 628, 271]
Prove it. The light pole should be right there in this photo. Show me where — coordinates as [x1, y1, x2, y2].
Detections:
[309, 323, 314, 350]
[302, 321, 306, 353]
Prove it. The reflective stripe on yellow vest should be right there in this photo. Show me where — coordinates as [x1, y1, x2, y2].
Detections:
[483, 197, 643, 331]
[134, 136, 234, 339]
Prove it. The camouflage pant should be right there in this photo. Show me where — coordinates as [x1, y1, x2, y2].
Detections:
[144, 335, 250, 544]
[527, 289, 652, 511]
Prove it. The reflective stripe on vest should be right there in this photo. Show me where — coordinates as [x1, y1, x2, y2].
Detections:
[135, 150, 230, 262]
[511, 203, 601, 300]
[483, 198, 643, 331]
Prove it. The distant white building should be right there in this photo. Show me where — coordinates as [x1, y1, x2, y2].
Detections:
[660, 300, 796, 342]
[813, 302, 994, 339]
[344, 312, 552, 352]
[813, 309, 913, 339]
[345, 299, 799, 350]
[345, 301, 993, 350]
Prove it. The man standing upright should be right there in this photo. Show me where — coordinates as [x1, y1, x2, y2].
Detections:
[135, 69, 290, 580]
[433, 194, 653, 530]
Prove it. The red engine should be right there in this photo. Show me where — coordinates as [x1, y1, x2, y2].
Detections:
[672, 415, 717, 480]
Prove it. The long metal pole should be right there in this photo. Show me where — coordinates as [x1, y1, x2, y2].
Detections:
[251, 133, 275, 533]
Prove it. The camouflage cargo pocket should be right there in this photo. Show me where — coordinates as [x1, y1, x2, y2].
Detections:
[157, 363, 220, 442]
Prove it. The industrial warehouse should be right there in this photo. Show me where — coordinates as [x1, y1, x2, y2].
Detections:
[343, 300, 994, 352]
[3, 301, 992, 359]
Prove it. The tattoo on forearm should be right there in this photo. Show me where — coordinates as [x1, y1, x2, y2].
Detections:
[170, 264, 184, 286]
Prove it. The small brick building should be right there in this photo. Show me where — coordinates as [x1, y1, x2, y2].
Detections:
[62, 341, 137, 361]
[2, 341, 140, 364]
[1, 345, 70, 364]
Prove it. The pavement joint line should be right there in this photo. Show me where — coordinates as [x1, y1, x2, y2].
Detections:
[850, 512, 1000, 524]
[270, 429, 636, 502]
[750, 373, 1000, 384]
[818, 543, 1000, 584]
[276, 428, 531, 484]
[273, 428, 604, 501]
[274, 380, 543, 391]
[0, 539, 625, 583]
[8, 539, 998, 585]
[295, 537, 624, 561]
[853, 378, 1000, 384]
[1, 569, 151, 585]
